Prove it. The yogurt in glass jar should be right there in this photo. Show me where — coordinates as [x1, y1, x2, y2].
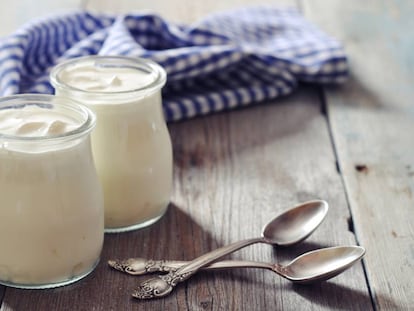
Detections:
[51, 56, 172, 233]
[0, 94, 104, 289]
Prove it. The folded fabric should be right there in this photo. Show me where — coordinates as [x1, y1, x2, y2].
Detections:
[0, 6, 347, 121]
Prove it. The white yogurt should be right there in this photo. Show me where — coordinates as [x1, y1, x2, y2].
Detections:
[0, 97, 104, 288]
[0, 105, 79, 137]
[58, 66, 156, 92]
[51, 57, 172, 232]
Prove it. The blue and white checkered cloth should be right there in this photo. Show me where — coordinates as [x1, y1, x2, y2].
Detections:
[0, 6, 347, 122]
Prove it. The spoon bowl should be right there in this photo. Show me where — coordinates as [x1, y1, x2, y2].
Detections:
[130, 200, 329, 299]
[110, 246, 366, 286]
[281, 245, 366, 284]
[262, 200, 328, 245]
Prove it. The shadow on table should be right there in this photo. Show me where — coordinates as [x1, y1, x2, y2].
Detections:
[2, 203, 216, 310]
[169, 86, 322, 170]
[195, 267, 395, 310]
[272, 241, 331, 263]
[293, 281, 398, 310]
[101, 202, 216, 261]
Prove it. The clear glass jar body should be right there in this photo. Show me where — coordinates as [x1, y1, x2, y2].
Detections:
[0, 95, 104, 289]
[51, 56, 172, 232]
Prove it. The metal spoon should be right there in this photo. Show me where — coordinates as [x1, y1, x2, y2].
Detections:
[131, 200, 328, 299]
[113, 246, 365, 282]
[116, 246, 364, 292]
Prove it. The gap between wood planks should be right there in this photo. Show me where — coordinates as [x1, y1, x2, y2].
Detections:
[0, 286, 5, 307]
[316, 85, 377, 311]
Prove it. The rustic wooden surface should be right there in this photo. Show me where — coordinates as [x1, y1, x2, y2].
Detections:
[0, 0, 412, 310]
[304, 1, 414, 310]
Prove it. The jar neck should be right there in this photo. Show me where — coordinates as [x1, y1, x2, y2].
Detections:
[0, 95, 96, 151]
[55, 86, 163, 105]
[1, 134, 92, 154]
[50, 56, 167, 98]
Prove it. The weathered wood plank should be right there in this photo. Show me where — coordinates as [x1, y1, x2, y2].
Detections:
[1, 87, 372, 310]
[0, 0, 84, 37]
[303, 1, 414, 310]
[85, 0, 297, 23]
[167, 86, 372, 311]
[0, 0, 374, 309]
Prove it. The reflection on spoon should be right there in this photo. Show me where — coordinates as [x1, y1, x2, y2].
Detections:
[130, 200, 329, 299]
[110, 246, 365, 285]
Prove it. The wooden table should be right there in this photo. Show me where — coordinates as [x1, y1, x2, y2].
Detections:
[1, 1, 413, 310]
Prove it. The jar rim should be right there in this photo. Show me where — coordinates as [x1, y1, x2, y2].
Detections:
[0, 94, 96, 142]
[50, 56, 167, 97]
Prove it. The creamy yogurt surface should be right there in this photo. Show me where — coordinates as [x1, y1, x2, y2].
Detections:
[0, 105, 79, 137]
[58, 64, 157, 93]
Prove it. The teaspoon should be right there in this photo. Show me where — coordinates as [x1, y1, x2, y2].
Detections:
[131, 200, 328, 299]
[115, 246, 364, 292]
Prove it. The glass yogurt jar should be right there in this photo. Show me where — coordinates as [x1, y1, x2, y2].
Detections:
[0, 94, 104, 289]
[51, 56, 173, 233]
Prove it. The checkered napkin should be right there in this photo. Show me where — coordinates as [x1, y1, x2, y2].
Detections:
[0, 6, 347, 121]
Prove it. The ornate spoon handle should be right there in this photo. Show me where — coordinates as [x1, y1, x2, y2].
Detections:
[108, 258, 182, 275]
[132, 237, 266, 299]
[109, 257, 275, 275]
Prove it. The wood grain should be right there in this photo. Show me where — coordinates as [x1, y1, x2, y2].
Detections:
[0, 87, 371, 310]
[0, 0, 84, 37]
[84, 0, 298, 23]
[0, 0, 378, 309]
[303, 1, 414, 310]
